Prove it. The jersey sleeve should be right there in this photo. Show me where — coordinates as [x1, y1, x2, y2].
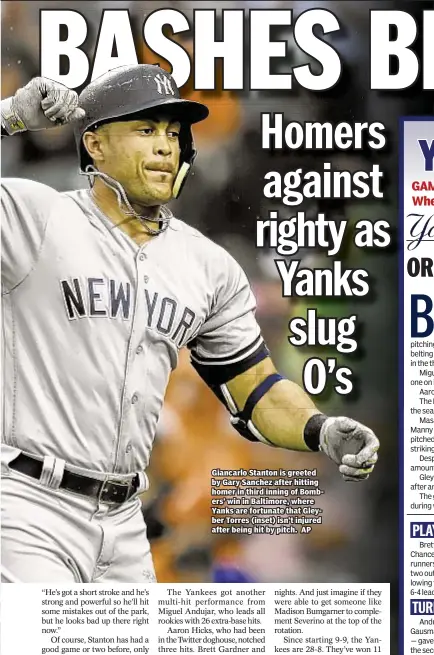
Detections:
[1, 178, 53, 291]
[188, 251, 268, 385]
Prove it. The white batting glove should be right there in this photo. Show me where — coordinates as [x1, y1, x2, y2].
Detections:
[1, 77, 85, 135]
[319, 416, 379, 482]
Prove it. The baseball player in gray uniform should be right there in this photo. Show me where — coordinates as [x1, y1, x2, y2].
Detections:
[1, 65, 379, 583]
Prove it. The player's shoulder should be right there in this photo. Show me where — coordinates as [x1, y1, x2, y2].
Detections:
[1, 180, 89, 222]
[2, 177, 58, 196]
[1, 177, 65, 205]
[169, 216, 212, 243]
[170, 216, 237, 266]
[61, 188, 91, 206]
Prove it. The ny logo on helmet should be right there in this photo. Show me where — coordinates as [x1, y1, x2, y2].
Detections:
[154, 74, 175, 96]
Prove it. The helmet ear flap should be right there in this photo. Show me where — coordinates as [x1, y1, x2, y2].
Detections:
[173, 125, 196, 198]
[172, 161, 192, 199]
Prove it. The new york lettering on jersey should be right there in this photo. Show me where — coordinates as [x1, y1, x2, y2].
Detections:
[60, 276, 197, 348]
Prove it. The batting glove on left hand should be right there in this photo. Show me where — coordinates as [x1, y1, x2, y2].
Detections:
[319, 417, 379, 482]
[1, 77, 85, 135]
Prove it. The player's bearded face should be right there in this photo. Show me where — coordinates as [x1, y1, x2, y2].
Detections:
[95, 117, 181, 205]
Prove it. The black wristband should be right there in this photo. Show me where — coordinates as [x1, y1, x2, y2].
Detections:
[303, 413, 328, 451]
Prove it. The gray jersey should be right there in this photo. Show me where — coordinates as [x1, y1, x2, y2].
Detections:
[1, 179, 262, 475]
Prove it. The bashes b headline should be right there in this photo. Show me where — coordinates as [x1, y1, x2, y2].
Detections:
[38, 8, 433, 91]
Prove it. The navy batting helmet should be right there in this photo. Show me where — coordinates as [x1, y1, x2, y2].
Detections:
[74, 64, 209, 198]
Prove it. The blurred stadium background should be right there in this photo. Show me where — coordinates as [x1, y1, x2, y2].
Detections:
[2, 0, 432, 647]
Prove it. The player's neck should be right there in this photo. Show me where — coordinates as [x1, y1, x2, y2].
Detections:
[90, 178, 161, 244]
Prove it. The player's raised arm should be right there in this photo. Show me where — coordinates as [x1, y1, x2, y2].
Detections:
[189, 250, 379, 483]
[1, 79, 85, 289]
[1, 77, 84, 137]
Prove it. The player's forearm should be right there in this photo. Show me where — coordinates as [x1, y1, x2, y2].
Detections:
[226, 358, 321, 452]
[251, 379, 320, 451]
